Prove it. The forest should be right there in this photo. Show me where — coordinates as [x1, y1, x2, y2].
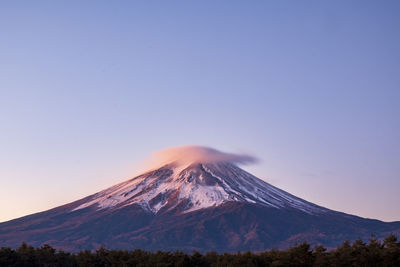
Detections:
[0, 234, 399, 266]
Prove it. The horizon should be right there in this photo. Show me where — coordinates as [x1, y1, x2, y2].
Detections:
[1, 1, 399, 223]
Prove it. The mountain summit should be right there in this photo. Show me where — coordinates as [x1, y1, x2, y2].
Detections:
[0, 146, 399, 252]
[73, 161, 326, 215]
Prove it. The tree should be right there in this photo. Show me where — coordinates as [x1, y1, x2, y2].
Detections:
[383, 234, 400, 267]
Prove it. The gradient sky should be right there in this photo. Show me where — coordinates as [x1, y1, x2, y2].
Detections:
[1, 1, 399, 222]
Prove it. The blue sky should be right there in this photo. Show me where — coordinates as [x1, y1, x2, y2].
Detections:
[1, 1, 399, 222]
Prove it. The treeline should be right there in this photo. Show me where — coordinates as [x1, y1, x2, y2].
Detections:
[0, 234, 399, 266]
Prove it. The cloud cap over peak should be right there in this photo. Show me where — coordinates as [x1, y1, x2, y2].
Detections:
[144, 145, 258, 170]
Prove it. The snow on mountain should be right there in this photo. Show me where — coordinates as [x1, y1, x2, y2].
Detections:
[73, 146, 328, 214]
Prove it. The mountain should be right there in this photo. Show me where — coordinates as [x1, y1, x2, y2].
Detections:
[1, 146, 399, 252]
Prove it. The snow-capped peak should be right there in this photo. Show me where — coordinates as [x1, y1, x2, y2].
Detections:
[72, 160, 328, 215]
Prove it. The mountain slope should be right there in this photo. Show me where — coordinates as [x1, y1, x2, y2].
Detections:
[1, 199, 399, 252]
[72, 162, 327, 215]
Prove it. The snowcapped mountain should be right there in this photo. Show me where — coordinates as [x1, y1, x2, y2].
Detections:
[72, 162, 327, 215]
[0, 146, 399, 252]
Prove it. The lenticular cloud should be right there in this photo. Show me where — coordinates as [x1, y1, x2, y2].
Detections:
[145, 145, 258, 169]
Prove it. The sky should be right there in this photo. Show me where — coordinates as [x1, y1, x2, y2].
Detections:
[0, 1, 399, 222]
